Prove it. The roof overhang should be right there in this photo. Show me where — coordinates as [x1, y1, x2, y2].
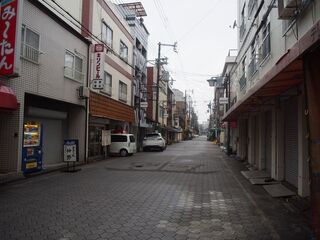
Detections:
[0, 85, 18, 111]
[223, 19, 320, 121]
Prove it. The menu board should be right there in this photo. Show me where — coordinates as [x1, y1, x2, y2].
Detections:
[23, 122, 41, 147]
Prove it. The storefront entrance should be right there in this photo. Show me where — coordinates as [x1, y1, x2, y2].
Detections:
[88, 125, 106, 160]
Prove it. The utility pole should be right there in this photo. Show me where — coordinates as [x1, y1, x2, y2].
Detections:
[155, 42, 161, 125]
[155, 41, 178, 127]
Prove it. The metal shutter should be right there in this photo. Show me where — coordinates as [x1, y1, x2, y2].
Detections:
[265, 112, 272, 173]
[254, 116, 259, 166]
[284, 97, 299, 187]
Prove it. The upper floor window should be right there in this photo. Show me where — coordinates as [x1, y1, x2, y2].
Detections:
[64, 51, 84, 82]
[249, 41, 258, 78]
[21, 25, 40, 63]
[260, 23, 271, 63]
[120, 41, 128, 61]
[102, 23, 113, 48]
[119, 81, 127, 102]
[102, 71, 112, 96]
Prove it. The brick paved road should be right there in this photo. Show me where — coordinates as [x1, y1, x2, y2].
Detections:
[0, 137, 311, 239]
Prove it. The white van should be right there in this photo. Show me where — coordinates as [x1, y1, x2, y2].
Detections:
[110, 134, 137, 157]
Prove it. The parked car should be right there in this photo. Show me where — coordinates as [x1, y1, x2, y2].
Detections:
[142, 133, 166, 151]
[110, 134, 136, 157]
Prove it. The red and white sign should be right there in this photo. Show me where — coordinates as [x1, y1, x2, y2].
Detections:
[0, 0, 21, 77]
[92, 44, 105, 89]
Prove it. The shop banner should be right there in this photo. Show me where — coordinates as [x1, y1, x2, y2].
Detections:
[0, 0, 21, 77]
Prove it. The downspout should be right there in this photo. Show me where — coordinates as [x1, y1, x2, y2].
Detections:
[85, 43, 91, 164]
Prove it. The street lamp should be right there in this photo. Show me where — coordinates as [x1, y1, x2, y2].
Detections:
[207, 76, 219, 87]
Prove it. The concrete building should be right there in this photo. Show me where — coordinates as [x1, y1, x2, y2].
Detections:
[0, 0, 89, 174]
[117, 2, 152, 149]
[222, 0, 320, 219]
[81, 0, 135, 160]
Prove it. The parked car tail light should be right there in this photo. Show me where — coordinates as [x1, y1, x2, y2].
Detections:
[157, 137, 162, 140]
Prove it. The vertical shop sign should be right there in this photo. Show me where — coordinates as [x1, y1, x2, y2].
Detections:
[64, 139, 79, 162]
[0, 0, 21, 77]
[92, 44, 105, 89]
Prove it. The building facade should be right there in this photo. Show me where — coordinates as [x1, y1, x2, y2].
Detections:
[0, 0, 89, 174]
[223, 0, 320, 203]
[117, 2, 152, 150]
[82, 0, 135, 160]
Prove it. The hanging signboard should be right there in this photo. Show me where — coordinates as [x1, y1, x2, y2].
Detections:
[0, 0, 22, 77]
[140, 102, 148, 108]
[92, 44, 105, 90]
[63, 139, 79, 162]
[219, 97, 229, 104]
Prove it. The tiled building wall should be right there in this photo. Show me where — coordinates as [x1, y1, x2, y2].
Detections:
[0, 0, 88, 173]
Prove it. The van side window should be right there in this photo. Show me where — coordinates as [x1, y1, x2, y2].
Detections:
[111, 135, 127, 142]
[130, 136, 135, 143]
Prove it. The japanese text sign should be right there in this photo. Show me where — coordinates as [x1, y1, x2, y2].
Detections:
[0, 0, 21, 76]
[93, 44, 104, 86]
[64, 139, 79, 162]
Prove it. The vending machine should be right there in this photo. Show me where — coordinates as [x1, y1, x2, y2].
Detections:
[22, 121, 43, 174]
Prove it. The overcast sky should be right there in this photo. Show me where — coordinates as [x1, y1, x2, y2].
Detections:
[114, 0, 238, 123]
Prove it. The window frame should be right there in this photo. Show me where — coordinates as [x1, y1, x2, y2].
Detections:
[119, 40, 128, 61]
[20, 25, 41, 64]
[259, 22, 271, 65]
[102, 22, 113, 48]
[119, 81, 128, 102]
[64, 50, 84, 83]
[101, 71, 112, 96]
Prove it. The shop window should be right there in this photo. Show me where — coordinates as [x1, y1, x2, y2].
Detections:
[119, 81, 127, 102]
[120, 41, 128, 61]
[102, 23, 113, 48]
[64, 51, 84, 82]
[21, 25, 40, 63]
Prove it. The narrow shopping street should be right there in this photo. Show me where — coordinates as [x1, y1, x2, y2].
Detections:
[0, 137, 311, 240]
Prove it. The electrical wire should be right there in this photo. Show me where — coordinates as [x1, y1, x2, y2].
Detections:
[43, 0, 135, 69]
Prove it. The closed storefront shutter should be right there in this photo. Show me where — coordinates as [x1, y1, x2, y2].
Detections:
[265, 112, 272, 173]
[254, 116, 259, 166]
[284, 97, 299, 187]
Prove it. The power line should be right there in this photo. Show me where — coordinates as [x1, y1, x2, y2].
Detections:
[43, 0, 135, 69]
[178, 0, 224, 42]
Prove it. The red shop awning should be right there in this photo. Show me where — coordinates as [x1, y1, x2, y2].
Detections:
[0, 85, 18, 111]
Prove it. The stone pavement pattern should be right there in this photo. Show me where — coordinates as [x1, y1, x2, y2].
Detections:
[0, 137, 311, 239]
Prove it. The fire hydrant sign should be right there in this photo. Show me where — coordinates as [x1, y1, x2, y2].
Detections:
[0, 0, 21, 77]
[64, 139, 79, 162]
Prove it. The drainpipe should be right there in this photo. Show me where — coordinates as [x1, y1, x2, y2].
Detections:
[85, 43, 91, 164]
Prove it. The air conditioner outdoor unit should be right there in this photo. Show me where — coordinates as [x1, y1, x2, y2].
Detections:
[78, 86, 90, 99]
[278, 0, 302, 19]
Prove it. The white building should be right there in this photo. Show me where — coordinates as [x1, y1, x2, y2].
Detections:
[224, 0, 320, 199]
[222, 0, 320, 198]
[82, 0, 136, 159]
[0, 0, 89, 174]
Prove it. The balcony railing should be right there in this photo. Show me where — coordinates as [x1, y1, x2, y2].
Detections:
[21, 43, 40, 64]
[239, 73, 247, 91]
